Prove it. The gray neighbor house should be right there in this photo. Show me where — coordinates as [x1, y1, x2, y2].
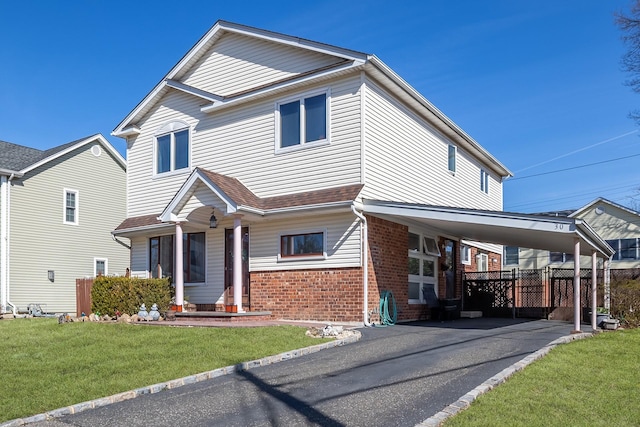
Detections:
[0, 134, 129, 315]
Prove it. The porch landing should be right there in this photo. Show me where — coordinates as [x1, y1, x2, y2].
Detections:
[175, 311, 273, 322]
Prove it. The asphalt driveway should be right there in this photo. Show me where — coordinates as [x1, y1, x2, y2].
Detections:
[28, 318, 575, 427]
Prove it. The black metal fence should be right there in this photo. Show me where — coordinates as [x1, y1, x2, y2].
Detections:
[462, 267, 634, 319]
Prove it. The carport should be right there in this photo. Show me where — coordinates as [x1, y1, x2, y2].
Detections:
[362, 200, 616, 332]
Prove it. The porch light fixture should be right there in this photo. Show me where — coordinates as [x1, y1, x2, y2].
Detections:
[48, 270, 55, 282]
[209, 213, 218, 229]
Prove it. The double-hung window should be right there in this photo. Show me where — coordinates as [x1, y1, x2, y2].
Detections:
[504, 246, 519, 265]
[150, 232, 205, 283]
[94, 258, 107, 277]
[155, 121, 190, 175]
[480, 169, 489, 194]
[63, 189, 78, 225]
[276, 91, 329, 151]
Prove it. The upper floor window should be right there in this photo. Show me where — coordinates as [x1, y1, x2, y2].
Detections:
[155, 121, 190, 175]
[63, 189, 78, 225]
[607, 238, 640, 261]
[276, 90, 329, 152]
[480, 169, 489, 194]
[504, 246, 519, 265]
[448, 145, 457, 173]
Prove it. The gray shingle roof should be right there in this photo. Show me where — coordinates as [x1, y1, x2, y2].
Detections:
[0, 136, 91, 172]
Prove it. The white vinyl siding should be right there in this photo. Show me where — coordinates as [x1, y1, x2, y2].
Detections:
[251, 212, 361, 271]
[362, 78, 502, 210]
[8, 144, 129, 314]
[127, 76, 362, 217]
[182, 32, 343, 97]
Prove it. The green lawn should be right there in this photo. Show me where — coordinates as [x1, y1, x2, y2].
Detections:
[0, 318, 321, 422]
[444, 328, 640, 427]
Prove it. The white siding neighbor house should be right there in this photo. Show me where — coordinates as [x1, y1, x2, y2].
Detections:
[0, 135, 129, 315]
[506, 198, 640, 270]
[112, 21, 613, 324]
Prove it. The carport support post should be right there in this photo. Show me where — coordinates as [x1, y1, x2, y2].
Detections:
[573, 238, 581, 332]
[175, 222, 184, 311]
[591, 252, 597, 331]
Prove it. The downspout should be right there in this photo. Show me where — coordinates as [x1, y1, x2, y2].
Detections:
[1, 174, 17, 315]
[111, 233, 131, 250]
[352, 204, 371, 326]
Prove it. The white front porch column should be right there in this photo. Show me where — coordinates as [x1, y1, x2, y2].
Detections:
[604, 258, 611, 312]
[233, 215, 244, 313]
[573, 238, 581, 332]
[175, 222, 184, 311]
[591, 252, 597, 331]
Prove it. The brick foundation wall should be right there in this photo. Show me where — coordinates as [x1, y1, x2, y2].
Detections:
[250, 268, 364, 322]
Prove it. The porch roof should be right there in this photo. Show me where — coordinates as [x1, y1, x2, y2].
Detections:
[114, 169, 364, 234]
[362, 200, 615, 258]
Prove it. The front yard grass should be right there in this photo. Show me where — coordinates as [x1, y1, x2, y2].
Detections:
[444, 328, 640, 427]
[0, 318, 321, 422]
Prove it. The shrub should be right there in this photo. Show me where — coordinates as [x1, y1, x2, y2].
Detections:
[91, 276, 172, 316]
[610, 279, 640, 328]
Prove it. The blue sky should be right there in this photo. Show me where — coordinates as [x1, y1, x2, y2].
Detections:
[1, 0, 638, 213]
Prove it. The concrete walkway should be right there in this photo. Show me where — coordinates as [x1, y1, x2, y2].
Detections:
[7, 318, 588, 427]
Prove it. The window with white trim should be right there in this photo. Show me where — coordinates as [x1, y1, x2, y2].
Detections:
[149, 232, 205, 283]
[504, 246, 519, 265]
[480, 169, 489, 194]
[280, 231, 326, 259]
[448, 144, 457, 173]
[477, 253, 488, 272]
[276, 90, 329, 151]
[607, 238, 640, 261]
[408, 232, 440, 303]
[549, 251, 574, 263]
[63, 189, 78, 225]
[155, 121, 190, 175]
[94, 258, 107, 277]
[461, 245, 471, 265]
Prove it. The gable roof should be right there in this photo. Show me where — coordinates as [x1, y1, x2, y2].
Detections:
[569, 197, 640, 219]
[0, 134, 125, 176]
[112, 20, 511, 179]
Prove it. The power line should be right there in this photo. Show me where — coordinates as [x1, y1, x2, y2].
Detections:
[506, 153, 640, 181]
[514, 130, 639, 174]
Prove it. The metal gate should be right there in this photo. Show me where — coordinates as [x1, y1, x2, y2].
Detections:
[463, 270, 516, 318]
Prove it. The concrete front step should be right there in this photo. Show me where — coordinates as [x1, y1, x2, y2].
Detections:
[174, 311, 273, 322]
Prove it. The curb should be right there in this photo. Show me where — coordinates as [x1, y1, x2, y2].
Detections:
[415, 332, 594, 427]
[1, 331, 361, 427]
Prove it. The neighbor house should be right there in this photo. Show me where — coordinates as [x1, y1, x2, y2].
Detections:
[505, 198, 639, 271]
[0, 135, 129, 315]
[111, 21, 613, 324]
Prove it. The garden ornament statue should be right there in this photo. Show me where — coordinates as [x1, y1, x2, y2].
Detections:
[149, 304, 160, 321]
[138, 303, 148, 318]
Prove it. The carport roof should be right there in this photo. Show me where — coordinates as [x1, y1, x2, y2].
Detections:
[362, 200, 615, 258]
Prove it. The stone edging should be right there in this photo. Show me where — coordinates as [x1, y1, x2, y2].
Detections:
[1, 331, 361, 427]
[415, 332, 593, 427]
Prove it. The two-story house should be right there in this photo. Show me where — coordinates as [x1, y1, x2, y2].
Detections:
[0, 135, 129, 315]
[111, 21, 613, 324]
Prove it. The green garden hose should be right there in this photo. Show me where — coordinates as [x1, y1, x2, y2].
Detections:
[379, 290, 397, 326]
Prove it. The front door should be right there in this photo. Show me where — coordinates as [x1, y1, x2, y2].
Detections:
[224, 227, 249, 307]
